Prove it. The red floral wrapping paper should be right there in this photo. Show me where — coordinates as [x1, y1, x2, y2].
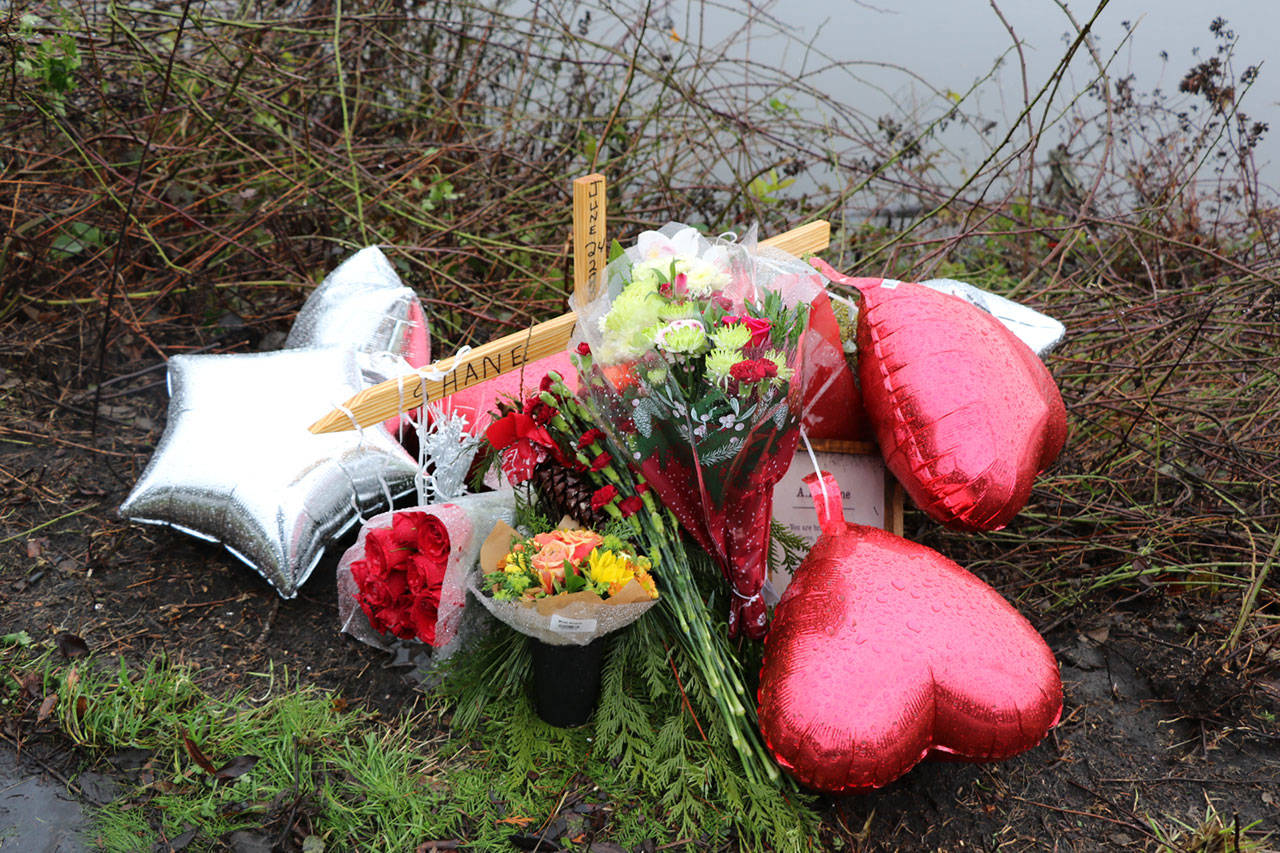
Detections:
[570, 224, 850, 638]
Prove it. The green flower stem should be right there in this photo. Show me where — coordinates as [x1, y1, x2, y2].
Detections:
[543, 373, 780, 785]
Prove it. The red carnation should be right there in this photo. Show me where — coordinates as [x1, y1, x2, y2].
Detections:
[618, 496, 643, 517]
[578, 428, 606, 449]
[576, 342, 591, 356]
[591, 451, 611, 471]
[590, 484, 619, 510]
[535, 403, 559, 425]
[730, 360, 767, 383]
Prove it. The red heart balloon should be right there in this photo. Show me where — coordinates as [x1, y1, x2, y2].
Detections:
[811, 259, 1067, 531]
[800, 291, 871, 442]
[440, 352, 578, 433]
[758, 472, 1061, 793]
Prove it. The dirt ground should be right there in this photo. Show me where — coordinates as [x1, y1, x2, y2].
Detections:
[2, 328, 1278, 852]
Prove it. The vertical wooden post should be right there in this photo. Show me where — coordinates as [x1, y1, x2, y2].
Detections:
[886, 479, 905, 537]
[572, 174, 607, 303]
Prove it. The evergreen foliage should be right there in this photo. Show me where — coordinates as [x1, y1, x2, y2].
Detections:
[438, 582, 820, 850]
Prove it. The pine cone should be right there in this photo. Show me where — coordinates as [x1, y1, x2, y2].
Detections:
[532, 462, 609, 529]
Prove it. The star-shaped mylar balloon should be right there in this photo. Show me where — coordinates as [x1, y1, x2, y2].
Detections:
[120, 346, 419, 597]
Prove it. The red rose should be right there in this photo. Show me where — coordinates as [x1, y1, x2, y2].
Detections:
[742, 316, 773, 348]
[351, 529, 416, 639]
[415, 513, 451, 569]
[352, 512, 453, 645]
[590, 484, 619, 510]
[723, 315, 772, 348]
[390, 512, 429, 561]
[576, 342, 591, 356]
[618, 496, 643, 517]
[410, 595, 439, 646]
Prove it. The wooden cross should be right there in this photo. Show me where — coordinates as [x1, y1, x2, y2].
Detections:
[305, 174, 903, 535]
[308, 177, 832, 435]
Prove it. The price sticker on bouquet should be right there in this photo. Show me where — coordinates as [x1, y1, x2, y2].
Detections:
[550, 614, 599, 634]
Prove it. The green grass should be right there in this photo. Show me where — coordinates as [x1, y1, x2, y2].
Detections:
[3, 611, 819, 852]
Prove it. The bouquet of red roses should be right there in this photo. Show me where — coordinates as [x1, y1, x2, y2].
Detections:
[570, 224, 826, 638]
[351, 509, 452, 643]
[336, 491, 515, 652]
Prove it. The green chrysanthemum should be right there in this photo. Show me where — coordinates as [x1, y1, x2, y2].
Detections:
[654, 320, 708, 355]
[704, 347, 741, 385]
[598, 278, 663, 363]
[710, 322, 751, 351]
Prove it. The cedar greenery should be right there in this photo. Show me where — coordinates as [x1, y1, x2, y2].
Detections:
[437, 586, 820, 850]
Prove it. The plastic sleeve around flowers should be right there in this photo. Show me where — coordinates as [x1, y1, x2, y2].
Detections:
[336, 490, 516, 653]
[568, 223, 838, 637]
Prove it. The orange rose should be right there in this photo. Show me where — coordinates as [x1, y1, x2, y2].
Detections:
[558, 529, 605, 564]
[531, 535, 575, 593]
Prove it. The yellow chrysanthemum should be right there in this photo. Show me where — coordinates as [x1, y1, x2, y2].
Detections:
[587, 548, 636, 595]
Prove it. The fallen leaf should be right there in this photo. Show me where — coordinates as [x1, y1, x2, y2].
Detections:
[213, 755, 259, 782]
[37, 694, 57, 723]
[26, 537, 49, 558]
[1084, 626, 1110, 644]
[301, 837, 325, 853]
[16, 670, 40, 699]
[180, 729, 218, 775]
[65, 666, 80, 692]
[56, 632, 90, 659]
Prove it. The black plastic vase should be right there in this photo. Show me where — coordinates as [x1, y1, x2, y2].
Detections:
[530, 636, 605, 727]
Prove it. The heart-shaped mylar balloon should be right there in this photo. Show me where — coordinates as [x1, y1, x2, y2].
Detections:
[758, 471, 1062, 793]
[440, 352, 578, 434]
[811, 259, 1067, 531]
[800, 291, 870, 442]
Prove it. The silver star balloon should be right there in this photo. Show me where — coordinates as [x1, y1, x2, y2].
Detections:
[285, 246, 430, 367]
[920, 278, 1066, 357]
[120, 347, 420, 597]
